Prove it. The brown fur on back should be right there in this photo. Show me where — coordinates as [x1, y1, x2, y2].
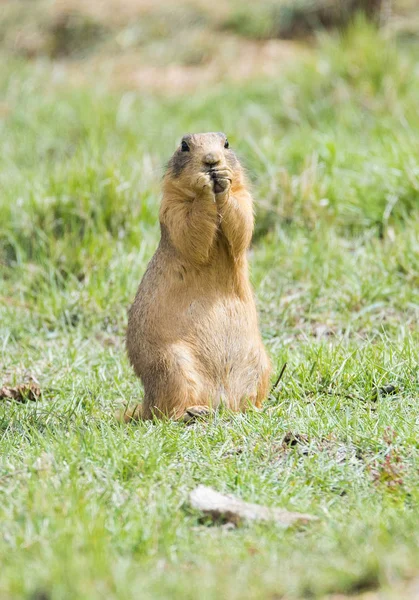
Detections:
[126, 132, 271, 420]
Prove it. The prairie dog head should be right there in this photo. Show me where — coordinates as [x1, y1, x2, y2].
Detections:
[163, 132, 245, 198]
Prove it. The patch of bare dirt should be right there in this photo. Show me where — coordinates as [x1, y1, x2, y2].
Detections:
[54, 36, 306, 94]
[1, 0, 307, 93]
[54, 0, 231, 25]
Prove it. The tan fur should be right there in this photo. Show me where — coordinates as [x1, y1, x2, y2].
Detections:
[125, 132, 271, 421]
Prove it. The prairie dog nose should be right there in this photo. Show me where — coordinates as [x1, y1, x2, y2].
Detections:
[204, 152, 221, 166]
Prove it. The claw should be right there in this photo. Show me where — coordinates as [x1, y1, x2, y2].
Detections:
[182, 405, 211, 423]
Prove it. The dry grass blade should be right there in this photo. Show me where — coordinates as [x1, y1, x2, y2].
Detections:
[189, 485, 318, 527]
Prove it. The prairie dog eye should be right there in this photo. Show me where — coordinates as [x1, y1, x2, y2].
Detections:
[224, 139, 229, 149]
[181, 140, 190, 152]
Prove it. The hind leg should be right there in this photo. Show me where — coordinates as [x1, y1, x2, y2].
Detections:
[232, 350, 271, 412]
[141, 343, 216, 420]
[144, 375, 212, 420]
[120, 343, 218, 423]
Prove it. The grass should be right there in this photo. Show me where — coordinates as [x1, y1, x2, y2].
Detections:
[1, 19, 419, 600]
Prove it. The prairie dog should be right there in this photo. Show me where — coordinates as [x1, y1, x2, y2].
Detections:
[125, 132, 271, 420]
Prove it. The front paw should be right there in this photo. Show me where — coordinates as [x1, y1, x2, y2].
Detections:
[195, 173, 214, 194]
[210, 168, 232, 196]
[213, 178, 231, 195]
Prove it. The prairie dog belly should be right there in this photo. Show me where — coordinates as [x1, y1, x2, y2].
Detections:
[182, 295, 265, 405]
[185, 295, 258, 350]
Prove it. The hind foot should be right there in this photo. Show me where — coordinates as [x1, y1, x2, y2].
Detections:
[182, 405, 212, 424]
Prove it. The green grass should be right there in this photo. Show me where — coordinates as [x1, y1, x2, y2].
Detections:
[1, 22, 419, 599]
